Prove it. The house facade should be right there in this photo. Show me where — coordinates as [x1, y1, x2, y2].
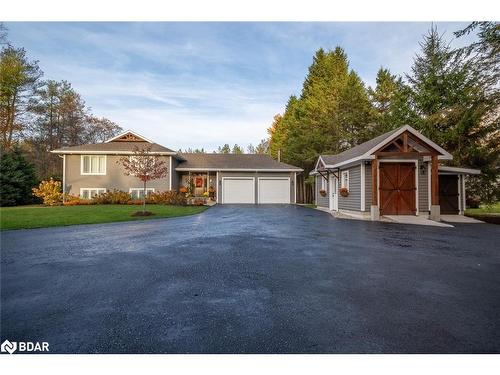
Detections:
[311, 125, 480, 221]
[51, 130, 303, 204]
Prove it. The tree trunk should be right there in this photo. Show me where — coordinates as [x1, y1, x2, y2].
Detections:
[143, 180, 147, 213]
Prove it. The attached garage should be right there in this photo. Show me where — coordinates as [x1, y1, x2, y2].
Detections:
[258, 177, 290, 204]
[222, 177, 255, 204]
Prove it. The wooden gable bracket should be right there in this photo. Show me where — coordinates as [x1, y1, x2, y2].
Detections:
[317, 170, 329, 181]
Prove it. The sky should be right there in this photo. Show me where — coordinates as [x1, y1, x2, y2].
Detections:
[5, 22, 478, 152]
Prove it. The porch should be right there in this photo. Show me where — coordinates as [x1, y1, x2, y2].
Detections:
[179, 171, 217, 204]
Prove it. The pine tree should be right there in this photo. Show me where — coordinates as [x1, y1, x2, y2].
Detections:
[0, 146, 37, 206]
[369, 68, 417, 135]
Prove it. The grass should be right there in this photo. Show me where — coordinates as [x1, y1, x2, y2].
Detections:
[0, 204, 208, 230]
[465, 202, 500, 216]
[300, 204, 317, 209]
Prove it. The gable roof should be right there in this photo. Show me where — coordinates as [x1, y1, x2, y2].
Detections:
[105, 130, 154, 143]
[317, 125, 452, 170]
[51, 141, 177, 155]
[176, 153, 303, 171]
[51, 130, 177, 155]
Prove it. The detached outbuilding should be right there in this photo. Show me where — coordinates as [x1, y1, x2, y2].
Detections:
[311, 125, 480, 221]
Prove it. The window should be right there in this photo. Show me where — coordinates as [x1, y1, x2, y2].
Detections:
[320, 176, 327, 191]
[341, 170, 349, 189]
[80, 188, 106, 199]
[81, 155, 106, 175]
[129, 188, 155, 200]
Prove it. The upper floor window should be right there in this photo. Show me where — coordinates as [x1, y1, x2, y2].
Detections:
[341, 170, 349, 189]
[81, 155, 106, 175]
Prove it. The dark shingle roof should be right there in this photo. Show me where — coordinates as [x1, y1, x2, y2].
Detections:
[51, 141, 176, 154]
[320, 127, 402, 166]
[176, 153, 302, 171]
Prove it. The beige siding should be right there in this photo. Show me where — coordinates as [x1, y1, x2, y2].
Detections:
[64, 154, 172, 196]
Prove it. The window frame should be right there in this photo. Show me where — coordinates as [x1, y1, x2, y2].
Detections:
[80, 188, 107, 199]
[81, 155, 107, 175]
[320, 175, 327, 191]
[341, 170, 350, 190]
[129, 187, 155, 200]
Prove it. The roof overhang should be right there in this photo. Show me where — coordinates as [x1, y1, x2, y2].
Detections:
[50, 150, 177, 155]
[312, 125, 453, 173]
[438, 166, 481, 175]
[104, 130, 154, 143]
[175, 168, 303, 172]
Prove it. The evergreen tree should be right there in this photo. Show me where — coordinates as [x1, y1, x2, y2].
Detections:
[0, 146, 37, 206]
[232, 144, 244, 154]
[368, 68, 417, 135]
[337, 70, 375, 148]
[217, 144, 231, 154]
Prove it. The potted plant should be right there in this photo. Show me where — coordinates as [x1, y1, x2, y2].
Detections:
[319, 189, 327, 197]
[339, 187, 349, 197]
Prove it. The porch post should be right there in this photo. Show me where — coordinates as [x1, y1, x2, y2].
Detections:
[371, 158, 379, 220]
[430, 155, 440, 221]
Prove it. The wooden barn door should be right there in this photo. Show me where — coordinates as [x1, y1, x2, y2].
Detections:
[379, 163, 416, 215]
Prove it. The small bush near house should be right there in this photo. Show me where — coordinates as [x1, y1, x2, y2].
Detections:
[92, 189, 131, 204]
[32, 178, 63, 206]
[146, 190, 187, 205]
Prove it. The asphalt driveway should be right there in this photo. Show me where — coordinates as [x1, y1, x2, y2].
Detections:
[1, 205, 499, 353]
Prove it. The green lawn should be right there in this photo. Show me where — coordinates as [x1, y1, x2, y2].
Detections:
[465, 202, 500, 216]
[0, 204, 208, 230]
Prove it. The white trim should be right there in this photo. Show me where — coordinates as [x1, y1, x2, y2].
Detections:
[221, 177, 256, 204]
[176, 167, 302, 172]
[428, 162, 432, 212]
[104, 130, 154, 143]
[314, 156, 326, 172]
[360, 164, 365, 211]
[378, 159, 419, 215]
[458, 175, 463, 214]
[438, 166, 481, 175]
[79, 187, 106, 199]
[340, 170, 350, 190]
[462, 175, 467, 213]
[329, 174, 338, 211]
[169, 156, 172, 191]
[216, 171, 219, 203]
[81, 155, 106, 175]
[364, 125, 452, 160]
[257, 177, 291, 204]
[318, 125, 453, 172]
[62, 155, 66, 198]
[52, 150, 177, 155]
[129, 187, 155, 199]
[294, 172, 297, 204]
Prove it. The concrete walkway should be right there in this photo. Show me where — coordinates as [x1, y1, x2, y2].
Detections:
[441, 215, 484, 223]
[383, 215, 454, 227]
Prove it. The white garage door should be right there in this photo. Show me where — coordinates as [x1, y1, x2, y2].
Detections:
[258, 178, 290, 204]
[222, 177, 255, 204]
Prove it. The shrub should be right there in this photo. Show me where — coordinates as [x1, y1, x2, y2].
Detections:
[92, 189, 131, 204]
[0, 146, 38, 206]
[147, 190, 187, 205]
[32, 178, 63, 206]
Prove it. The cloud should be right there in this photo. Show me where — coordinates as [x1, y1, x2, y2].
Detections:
[5, 22, 478, 151]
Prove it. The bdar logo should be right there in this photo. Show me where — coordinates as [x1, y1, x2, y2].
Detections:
[1, 340, 17, 354]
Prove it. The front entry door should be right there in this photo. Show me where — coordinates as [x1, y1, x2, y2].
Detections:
[329, 175, 338, 211]
[379, 162, 416, 215]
